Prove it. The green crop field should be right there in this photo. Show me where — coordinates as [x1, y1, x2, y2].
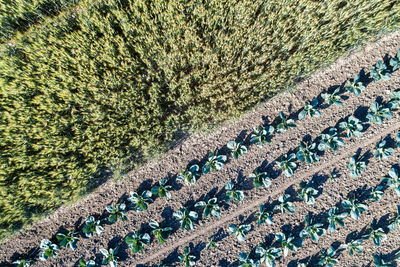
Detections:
[1, 0, 400, 240]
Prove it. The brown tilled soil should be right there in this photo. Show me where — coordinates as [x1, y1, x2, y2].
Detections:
[1, 31, 400, 267]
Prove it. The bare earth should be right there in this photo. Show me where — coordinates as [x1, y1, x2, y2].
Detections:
[1, 30, 400, 266]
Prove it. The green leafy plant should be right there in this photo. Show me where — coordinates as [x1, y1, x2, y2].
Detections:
[106, 202, 127, 223]
[298, 181, 318, 205]
[347, 155, 367, 178]
[128, 190, 153, 212]
[79, 259, 96, 267]
[255, 244, 282, 267]
[366, 101, 393, 124]
[227, 141, 248, 159]
[318, 247, 338, 266]
[228, 223, 251, 242]
[362, 220, 387, 246]
[100, 247, 119, 267]
[321, 88, 343, 106]
[389, 48, 400, 71]
[345, 74, 365, 96]
[276, 112, 296, 133]
[328, 171, 339, 182]
[326, 207, 348, 233]
[340, 239, 363, 255]
[296, 141, 319, 164]
[202, 151, 227, 174]
[238, 251, 259, 267]
[255, 204, 274, 226]
[250, 167, 272, 189]
[13, 258, 33, 267]
[149, 220, 172, 244]
[151, 178, 172, 200]
[177, 165, 201, 186]
[318, 128, 344, 151]
[39, 239, 59, 261]
[388, 90, 400, 110]
[173, 207, 198, 230]
[397, 131, 400, 147]
[372, 139, 394, 160]
[370, 60, 391, 82]
[388, 205, 400, 231]
[195, 198, 221, 218]
[298, 99, 321, 120]
[276, 153, 297, 177]
[341, 197, 368, 220]
[251, 125, 275, 147]
[275, 232, 302, 257]
[338, 115, 363, 138]
[368, 186, 384, 202]
[225, 181, 245, 202]
[179, 246, 196, 267]
[381, 167, 400, 197]
[83, 216, 104, 238]
[373, 253, 391, 267]
[56, 231, 79, 251]
[206, 237, 219, 250]
[125, 230, 151, 253]
[274, 194, 295, 214]
[300, 215, 326, 242]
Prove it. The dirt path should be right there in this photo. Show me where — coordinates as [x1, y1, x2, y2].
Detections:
[0, 31, 400, 266]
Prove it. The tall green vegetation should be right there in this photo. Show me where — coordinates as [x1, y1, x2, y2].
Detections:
[1, 0, 400, 239]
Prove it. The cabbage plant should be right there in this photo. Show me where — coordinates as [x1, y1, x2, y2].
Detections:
[368, 186, 384, 202]
[276, 112, 296, 133]
[340, 239, 363, 255]
[255, 204, 274, 226]
[238, 251, 259, 267]
[390, 48, 400, 71]
[388, 205, 400, 231]
[195, 198, 221, 218]
[125, 230, 151, 253]
[106, 202, 127, 223]
[341, 197, 368, 220]
[318, 128, 344, 151]
[300, 215, 326, 242]
[362, 220, 387, 246]
[345, 74, 365, 96]
[79, 259, 96, 267]
[250, 167, 272, 188]
[321, 88, 342, 106]
[151, 178, 172, 200]
[298, 99, 321, 120]
[225, 181, 245, 202]
[275, 232, 302, 257]
[202, 151, 227, 174]
[347, 156, 366, 178]
[381, 167, 400, 197]
[173, 207, 198, 230]
[83, 216, 104, 237]
[251, 125, 274, 147]
[388, 90, 400, 110]
[370, 60, 391, 82]
[206, 237, 219, 250]
[326, 207, 348, 232]
[255, 244, 282, 267]
[149, 220, 172, 244]
[372, 140, 394, 160]
[228, 223, 251, 242]
[128, 190, 153, 212]
[39, 239, 59, 261]
[328, 171, 339, 182]
[373, 253, 391, 267]
[274, 194, 295, 214]
[179, 246, 196, 267]
[276, 153, 297, 177]
[338, 115, 363, 138]
[13, 258, 33, 267]
[56, 231, 79, 250]
[100, 247, 119, 267]
[298, 181, 318, 205]
[177, 164, 201, 186]
[318, 247, 338, 266]
[227, 140, 247, 159]
[366, 101, 393, 124]
[296, 141, 319, 164]
[397, 131, 400, 147]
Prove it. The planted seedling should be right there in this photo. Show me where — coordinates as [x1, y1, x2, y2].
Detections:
[128, 190, 153, 212]
[298, 99, 321, 120]
[125, 229, 151, 253]
[366, 101, 393, 124]
[195, 198, 221, 218]
[225, 181, 245, 202]
[338, 115, 363, 138]
[373, 253, 391, 267]
[13, 258, 33, 267]
[340, 239, 363, 255]
[151, 178, 172, 200]
[347, 156, 366, 178]
[341, 197, 368, 220]
[56, 231, 79, 250]
[275, 153, 297, 177]
[149, 220, 172, 244]
[179, 246, 196, 267]
[328, 171, 340, 182]
[276, 112, 296, 133]
[326, 207, 348, 232]
[373, 139, 394, 160]
[321, 88, 343, 106]
[39, 239, 59, 261]
[100, 247, 119, 267]
[250, 167, 272, 189]
[388, 90, 400, 110]
[370, 60, 391, 82]
[274, 194, 295, 214]
[255, 244, 282, 267]
[177, 165, 201, 186]
[206, 237, 219, 250]
[397, 131, 400, 147]
[296, 141, 319, 164]
[388, 205, 400, 231]
[79, 259, 96, 267]
[298, 181, 318, 205]
[362, 219, 387, 246]
[275, 232, 302, 257]
[255, 204, 274, 226]
[368, 186, 384, 202]
[300, 215, 326, 242]
[238, 251, 259, 267]
[227, 140, 247, 159]
[83, 216, 104, 237]
[381, 167, 400, 197]
[228, 224, 251, 242]
[202, 151, 227, 174]
[106, 202, 127, 223]
[318, 247, 338, 266]
[345, 74, 365, 96]
[318, 128, 344, 151]
[251, 125, 274, 147]
[173, 207, 198, 230]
